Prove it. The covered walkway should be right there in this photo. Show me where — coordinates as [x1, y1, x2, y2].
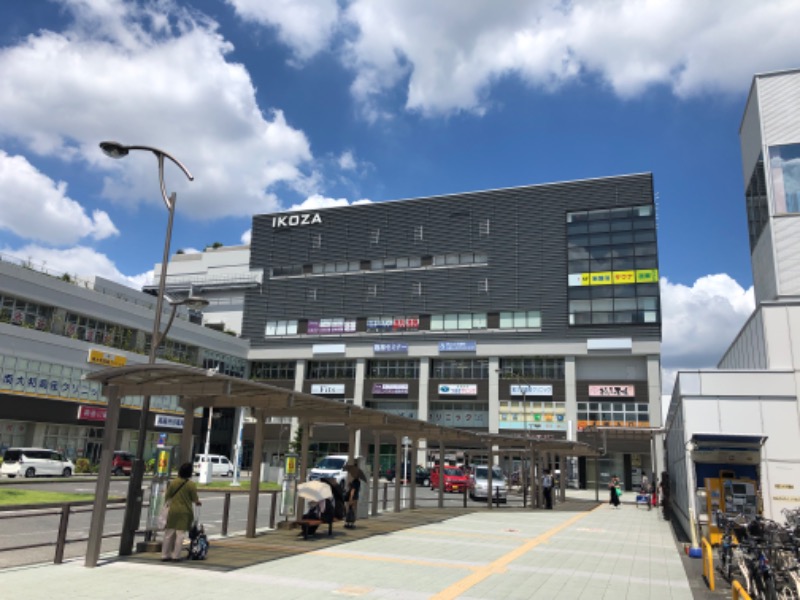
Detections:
[83, 364, 599, 567]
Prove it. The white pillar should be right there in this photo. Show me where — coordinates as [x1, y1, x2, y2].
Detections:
[488, 356, 500, 434]
[417, 357, 430, 466]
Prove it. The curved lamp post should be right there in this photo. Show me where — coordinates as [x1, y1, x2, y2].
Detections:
[99, 141, 195, 555]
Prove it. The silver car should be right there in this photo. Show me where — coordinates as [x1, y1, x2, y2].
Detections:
[469, 465, 508, 502]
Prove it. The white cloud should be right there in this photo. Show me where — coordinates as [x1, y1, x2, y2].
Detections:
[226, 0, 340, 63]
[0, 0, 313, 220]
[259, 0, 800, 116]
[240, 229, 251, 245]
[288, 193, 372, 212]
[660, 274, 755, 393]
[338, 151, 357, 171]
[0, 151, 118, 244]
[0, 244, 144, 289]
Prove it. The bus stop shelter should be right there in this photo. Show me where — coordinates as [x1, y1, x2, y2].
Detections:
[83, 363, 598, 567]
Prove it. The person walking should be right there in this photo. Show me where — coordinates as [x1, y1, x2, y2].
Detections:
[542, 469, 554, 509]
[161, 462, 201, 562]
[609, 475, 621, 509]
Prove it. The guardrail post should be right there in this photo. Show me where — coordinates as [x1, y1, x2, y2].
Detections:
[382, 482, 388, 511]
[701, 537, 714, 591]
[463, 484, 467, 507]
[54, 504, 71, 564]
[222, 493, 231, 536]
[732, 580, 752, 600]
[269, 491, 277, 529]
[494, 485, 500, 507]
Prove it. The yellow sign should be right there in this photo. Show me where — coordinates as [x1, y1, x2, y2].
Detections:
[87, 349, 127, 367]
[157, 450, 169, 476]
[775, 484, 795, 489]
[774, 496, 800, 502]
[572, 268, 659, 286]
[285, 455, 296, 476]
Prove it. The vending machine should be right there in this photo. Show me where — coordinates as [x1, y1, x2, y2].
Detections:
[705, 473, 758, 544]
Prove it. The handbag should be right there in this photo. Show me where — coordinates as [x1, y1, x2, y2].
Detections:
[616, 486, 623, 497]
[157, 479, 187, 529]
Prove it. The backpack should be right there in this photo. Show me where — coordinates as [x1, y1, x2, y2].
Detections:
[188, 523, 209, 560]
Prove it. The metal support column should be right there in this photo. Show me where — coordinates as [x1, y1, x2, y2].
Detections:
[393, 434, 403, 512]
[85, 388, 121, 567]
[371, 432, 380, 516]
[246, 408, 265, 538]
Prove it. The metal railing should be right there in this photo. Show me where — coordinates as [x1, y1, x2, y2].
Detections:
[0, 490, 280, 566]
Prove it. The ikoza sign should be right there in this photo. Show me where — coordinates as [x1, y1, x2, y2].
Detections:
[272, 213, 322, 228]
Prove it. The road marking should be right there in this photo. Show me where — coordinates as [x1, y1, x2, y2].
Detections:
[429, 507, 599, 600]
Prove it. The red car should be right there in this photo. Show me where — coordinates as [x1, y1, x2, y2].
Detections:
[429, 466, 468, 493]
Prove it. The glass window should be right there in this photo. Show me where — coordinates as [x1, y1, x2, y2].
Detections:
[444, 314, 458, 330]
[430, 315, 443, 330]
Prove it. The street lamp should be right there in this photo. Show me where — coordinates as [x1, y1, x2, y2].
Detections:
[100, 141, 196, 555]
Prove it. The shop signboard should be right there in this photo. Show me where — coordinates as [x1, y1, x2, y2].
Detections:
[438, 384, 477, 396]
[371, 383, 409, 395]
[510, 384, 552, 396]
[154, 414, 184, 429]
[589, 384, 635, 397]
[87, 349, 127, 367]
[373, 343, 408, 354]
[438, 341, 477, 352]
[77, 405, 107, 421]
[311, 383, 346, 395]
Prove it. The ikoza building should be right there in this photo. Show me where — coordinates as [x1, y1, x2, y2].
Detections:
[242, 173, 663, 488]
[0, 173, 662, 489]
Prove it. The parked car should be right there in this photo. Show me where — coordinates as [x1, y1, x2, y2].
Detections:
[193, 454, 234, 477]
[112, 451, 133, 476]
[469, 465, 508, 502]
[429, 465, 469, 493]
[0, 448, 74, 478]
[386, 464, 430, 486]
[308, 454, 350, 489]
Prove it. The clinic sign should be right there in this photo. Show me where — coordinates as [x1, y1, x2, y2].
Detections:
[271, 213, 322, 228]
[510, 385, 552, 396]
[438, 384, 478, 396]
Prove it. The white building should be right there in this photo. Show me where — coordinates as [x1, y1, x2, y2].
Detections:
[666, 68, 800, 539]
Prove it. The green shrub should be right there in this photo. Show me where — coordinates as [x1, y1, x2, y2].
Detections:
[75, 458, 92, 474]
[146, 458, 156, 473]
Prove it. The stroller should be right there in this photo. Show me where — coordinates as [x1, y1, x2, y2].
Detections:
[188, 509, 209, 560]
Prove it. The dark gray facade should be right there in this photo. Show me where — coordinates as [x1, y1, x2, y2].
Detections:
[243, 173, 660, 345]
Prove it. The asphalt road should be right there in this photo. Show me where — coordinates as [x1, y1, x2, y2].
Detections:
[0, 476, 530, 569]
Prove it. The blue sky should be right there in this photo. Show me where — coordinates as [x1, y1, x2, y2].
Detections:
[1, 0, 798, 389]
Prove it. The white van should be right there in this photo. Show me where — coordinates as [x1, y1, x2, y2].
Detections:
[308, 454, 350, 489]
[1, 448, 74, 478]
[193, 454, 234, 477]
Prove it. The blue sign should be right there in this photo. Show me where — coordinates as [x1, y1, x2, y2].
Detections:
[373, 343, 408, 354]
[438, 341, 476, 352]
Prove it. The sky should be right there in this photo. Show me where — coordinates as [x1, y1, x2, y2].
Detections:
[1, 0, 798, 395]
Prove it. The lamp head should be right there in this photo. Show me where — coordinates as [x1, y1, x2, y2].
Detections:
[166, 294, 209, 310]
[99, 141, 129, 159]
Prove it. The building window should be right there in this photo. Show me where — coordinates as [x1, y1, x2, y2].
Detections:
[432, 359, 488, 379]
[479, 218, 490, 237]
[271, 265, 303, 277]
[311, 233, 322, 249]
[577, 401, 649, 427]
[413, 225, 424, 242]
[769, 143, 800, 214]
[201, 352, 247, 378]
[430, 313, 487, 330]
[499, 311, 541, 329]
[566, 204, 660, 325]
[499, 357, 565, 380]
[306, 288, 317, 301]
[251, 361, 296, 380]
[1, 295, 53, 332]
[368, 359, 420, 379]
[62, 312, 137, 351]
[264, 320, 298, 336]
[370, 228, 380, 244]
[432, 252, 488, 266]
[307, 360, 356, 379]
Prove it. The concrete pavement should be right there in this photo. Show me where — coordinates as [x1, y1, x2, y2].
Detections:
[1, 492, 707, 599]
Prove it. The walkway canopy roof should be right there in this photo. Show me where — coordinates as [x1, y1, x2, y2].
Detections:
[85, 363, 598, 456]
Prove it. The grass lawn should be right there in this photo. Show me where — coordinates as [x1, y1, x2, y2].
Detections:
[0, 488, 100, 506]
